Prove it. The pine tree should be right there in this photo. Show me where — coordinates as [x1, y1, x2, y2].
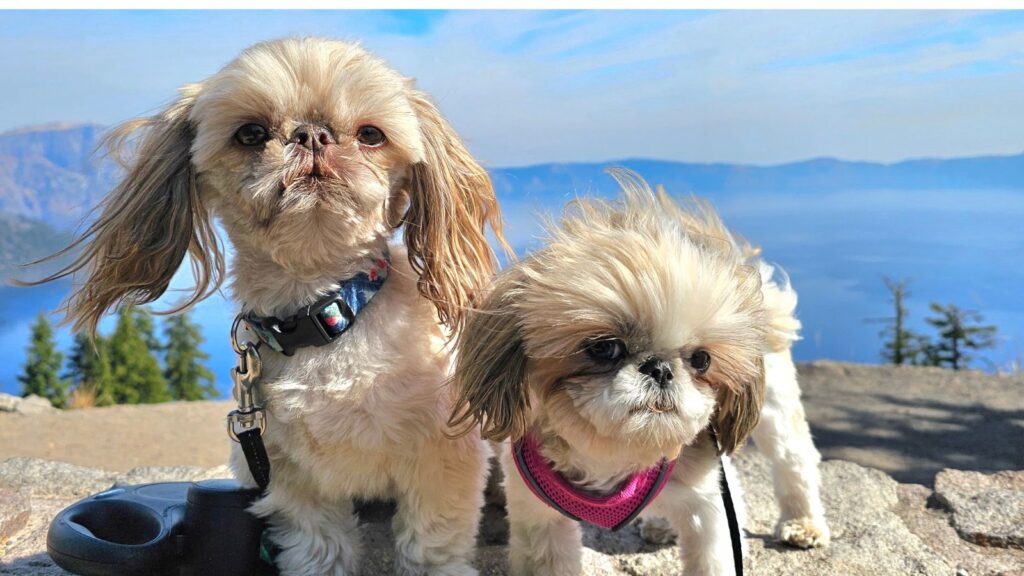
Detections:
[925, 303, 998, 370]
[64, 332, 115, 407]
[18, 313, 67, 407]
[132, 307, 162, 355]
[878, 278, 918, 365]
[107, 308, 171, 403]
[908, 333, 942, 367]
[163, 313, 217, 401]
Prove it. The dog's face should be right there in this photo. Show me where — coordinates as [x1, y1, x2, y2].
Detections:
[451, 171, 767, 457]
[53, 38, 506, 334]
[188, 40, 427, 266]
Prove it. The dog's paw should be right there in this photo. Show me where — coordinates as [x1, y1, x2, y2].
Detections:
[778, 516, 830, 549]
[639, 516, 677, 545]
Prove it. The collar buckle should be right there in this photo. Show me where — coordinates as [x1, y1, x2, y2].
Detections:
[253, 295, 355, 357]
[242, 250, 389, 356]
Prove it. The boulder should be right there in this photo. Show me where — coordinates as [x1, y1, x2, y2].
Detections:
[0, 487, 31, 551]
[895, 483, 1024, 576]
[114, 464, 234, 486]
[0, 458, 112, 499]
[737, 452, 952, 576]
[15, 395, 57, 415]
[0, 457, 232, 499]
[0, 393, 19, 412]
[935, 469, 1024, 550]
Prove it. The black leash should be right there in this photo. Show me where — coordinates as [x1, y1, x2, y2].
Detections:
[238, 428, 271, 490]
[711, 430, 744, 576]
[228, 318, 272, 491]
[718, 457, 744, 576]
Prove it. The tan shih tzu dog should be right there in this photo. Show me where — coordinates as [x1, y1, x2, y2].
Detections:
[37, 38, 507, 576]
[449, 170, 829, 576]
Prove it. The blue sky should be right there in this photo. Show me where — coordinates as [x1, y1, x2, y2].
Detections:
[1, 10, 1022, 166]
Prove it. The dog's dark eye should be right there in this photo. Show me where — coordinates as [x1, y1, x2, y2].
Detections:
[690, 350, 712, 374]
[235, 123, 269, 147]
[356, 125, 386, 147]
[584, 338, 626, 363]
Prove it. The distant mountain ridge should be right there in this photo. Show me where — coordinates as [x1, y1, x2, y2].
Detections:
[491, 154, 1024, 200]
[0, 123, 118, 230]
[1, 123, 1022, 233]
[0, 212, 72, 277]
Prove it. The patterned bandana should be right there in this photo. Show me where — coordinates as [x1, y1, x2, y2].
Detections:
[512, 433, 677, 531]
[244, 251, 390, 356]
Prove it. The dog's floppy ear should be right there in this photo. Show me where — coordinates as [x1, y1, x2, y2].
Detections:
[713, 355, 766, 454]
[448, 273, 530, 442]
[24, 84, 223, 336]
[401, 90, 511, 334]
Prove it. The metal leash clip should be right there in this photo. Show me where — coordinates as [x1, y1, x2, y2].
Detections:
[228, 315, 267, 442]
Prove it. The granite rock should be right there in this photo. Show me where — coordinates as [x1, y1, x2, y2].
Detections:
[935, 469, 1024, 550]
[0, 458, 112, 499]
[895, 483, 1024, 576]
[737, 451, 952, 576]
[0, 394, 19, 413]
[0, 393, 56, 414]
[14, 396, 56, 415]
[2, 455, 1022, 575]
[0, 488, 31, 554]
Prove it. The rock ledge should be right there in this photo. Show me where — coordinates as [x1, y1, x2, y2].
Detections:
[1, 455, 1021, 575]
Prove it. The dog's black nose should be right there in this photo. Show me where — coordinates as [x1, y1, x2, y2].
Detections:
[639, 357, 674, 389]
[289, 124, 335, 151]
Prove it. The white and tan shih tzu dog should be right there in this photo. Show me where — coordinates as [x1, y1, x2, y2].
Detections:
[449, 170, 829, 575]
[37, 38, 508, 576]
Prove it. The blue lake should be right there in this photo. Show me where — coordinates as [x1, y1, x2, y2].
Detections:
[3, 187, 1022, 398]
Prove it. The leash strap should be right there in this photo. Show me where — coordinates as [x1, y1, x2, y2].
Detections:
[718, 456, 743, 576]
[238, 428, 271, 490]
[710, 429, 744, 576]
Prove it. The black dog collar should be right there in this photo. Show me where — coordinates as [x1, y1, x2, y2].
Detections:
[243, 251, 390, 356]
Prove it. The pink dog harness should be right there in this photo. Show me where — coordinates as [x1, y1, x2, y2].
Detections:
[512, 434, 677, 531]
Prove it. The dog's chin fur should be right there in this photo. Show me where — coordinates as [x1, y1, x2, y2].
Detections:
[38, 37, 509, 576]
[526, 354, 711, 479]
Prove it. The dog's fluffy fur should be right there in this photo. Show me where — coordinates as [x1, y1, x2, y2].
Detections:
[450, 170, 829, 575]
[37, 38, 508, 576]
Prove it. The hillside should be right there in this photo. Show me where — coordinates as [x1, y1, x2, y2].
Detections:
[0, 124, 117, 229]
[0, 212, 72, 276]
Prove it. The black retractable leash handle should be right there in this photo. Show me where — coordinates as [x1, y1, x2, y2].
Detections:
[46, 480, 275, 576]
[47, 319, 282, 576]
[711, 429, 745, 576]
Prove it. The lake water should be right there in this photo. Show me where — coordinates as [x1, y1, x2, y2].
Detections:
[3, 188, 1022, 398]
